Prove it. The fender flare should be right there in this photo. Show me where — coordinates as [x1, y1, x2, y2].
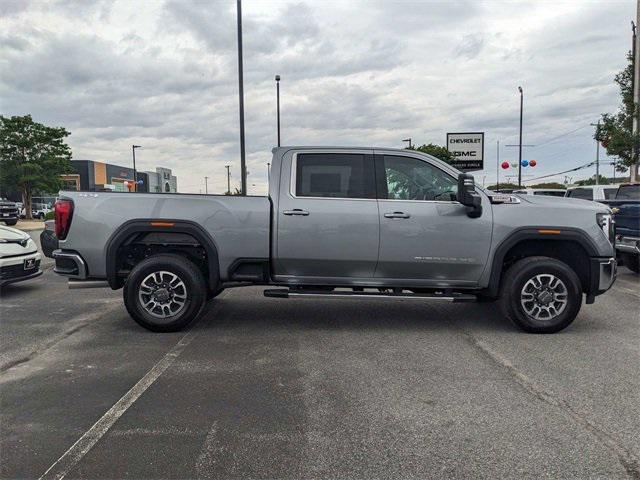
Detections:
[486, 227, 599, 297]
[105, 219, 220, 290]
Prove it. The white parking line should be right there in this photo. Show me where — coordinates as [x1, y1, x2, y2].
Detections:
[39, 295, 226, 480]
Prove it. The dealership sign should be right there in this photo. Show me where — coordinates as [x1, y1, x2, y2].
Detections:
[446, 132, 484, 171]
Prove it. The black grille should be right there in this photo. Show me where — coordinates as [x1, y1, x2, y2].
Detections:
[0, 260, 40, 280]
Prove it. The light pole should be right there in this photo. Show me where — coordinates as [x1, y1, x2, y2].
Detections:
[518, 86, 523, 187]
[237, 0, 247, 195]
[204, 176, 209, 194]
[402, 138, 412, 149]
[225, 165, 231, 195]
[275, 75, 281, 147]
[132, 145, 141, 192]
[590, 121, 601, 185]
[496, 140, 500, 192]
[267, 162, 271, 183]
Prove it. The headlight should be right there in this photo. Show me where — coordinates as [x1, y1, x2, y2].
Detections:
[596, 213, 615, 244]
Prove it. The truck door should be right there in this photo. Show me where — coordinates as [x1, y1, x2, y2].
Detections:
[274, 150, 379, 280]
[374, 153, 492, 285]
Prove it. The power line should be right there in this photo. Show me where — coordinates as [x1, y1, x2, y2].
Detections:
[530, 124, 591, 150]
[525, 161, 596, 182]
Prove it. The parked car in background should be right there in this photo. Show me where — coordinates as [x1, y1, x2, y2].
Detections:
[50, 146, 616, 334]
[512, 188, 566, 197]
[22, 203, 52, 220]
[565, 184, 622, 201]
[0, 198, 20, 226]
[600, 183, 640, 274]
[0, 225, 42, 287]
[40, 220, 58, 258]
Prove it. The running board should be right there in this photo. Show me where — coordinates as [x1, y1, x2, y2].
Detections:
[263, 289, 476, 303]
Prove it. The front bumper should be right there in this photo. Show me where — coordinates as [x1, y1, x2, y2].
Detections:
[615, 236, 640, 255]
[0, 252, 42, 286]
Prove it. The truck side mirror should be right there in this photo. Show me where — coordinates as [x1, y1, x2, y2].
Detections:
[457, 173, 482, 218]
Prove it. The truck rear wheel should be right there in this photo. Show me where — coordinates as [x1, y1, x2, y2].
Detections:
[499, 256, 582, 334]
[123, 254, 207, 332]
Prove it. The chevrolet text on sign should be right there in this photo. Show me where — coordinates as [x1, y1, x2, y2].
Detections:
[446, 132, 484, 171]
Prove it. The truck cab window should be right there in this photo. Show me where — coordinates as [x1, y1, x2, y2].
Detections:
[295, 153, 375, 199]
[382, 155, 457, 201]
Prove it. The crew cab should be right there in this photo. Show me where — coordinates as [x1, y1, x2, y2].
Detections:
[51, 147, 616, 333]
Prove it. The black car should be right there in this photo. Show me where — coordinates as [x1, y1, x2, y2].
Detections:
[0, 198, 19, 226]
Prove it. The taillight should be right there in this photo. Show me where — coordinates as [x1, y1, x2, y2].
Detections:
[54, 199, 74, 240]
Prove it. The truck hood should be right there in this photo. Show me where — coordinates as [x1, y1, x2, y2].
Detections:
[515, 194, 610, 213]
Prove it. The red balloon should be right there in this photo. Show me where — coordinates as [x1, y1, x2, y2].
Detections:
[529, 160, 537, 167]
[501, 161, 510, 169]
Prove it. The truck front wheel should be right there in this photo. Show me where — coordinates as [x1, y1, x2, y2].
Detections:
[123, 254, 207, 332]
[499, 256, 582, 334]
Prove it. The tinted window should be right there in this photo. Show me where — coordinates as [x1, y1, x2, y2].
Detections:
[534, 191, 565, 197]
[295, 153, 375, 199]
[381, 156, 457, 201]
[616, 184, 640, 200]
[604, 188, 618, 199]
[567, 188, 593, 200]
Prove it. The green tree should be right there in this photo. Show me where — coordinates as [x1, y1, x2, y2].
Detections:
[596, 51, 639, 180]
[0, 115, 73, 219]
[407, 143, 456, 164]
[487, 182, 519, 191]
[528, 182, 566, 189]
[576, 175, 611, 186]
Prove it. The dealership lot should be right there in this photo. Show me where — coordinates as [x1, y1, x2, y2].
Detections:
[1, 269, 638, 479]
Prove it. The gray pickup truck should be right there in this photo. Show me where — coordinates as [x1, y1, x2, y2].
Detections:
[52, 147, 616, 333]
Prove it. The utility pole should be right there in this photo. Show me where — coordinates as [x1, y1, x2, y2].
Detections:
[204, 176, 209, 194]
[402, 138, 412, 149]
[267, 162, 271, 183]
[590, 121, 601, 185]
[633, 8, 640, 182]
[518, 86, 524, 187]
[496, 140, 500, 192]
[275, 75, 281, 147]
[225, 165, 231, 195]
[237, 0, 247, 195]
[132, 145, 141, 192]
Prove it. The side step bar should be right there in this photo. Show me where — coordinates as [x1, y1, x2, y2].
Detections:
[68, 279, 110, 289]
[263, 289, 476, 303]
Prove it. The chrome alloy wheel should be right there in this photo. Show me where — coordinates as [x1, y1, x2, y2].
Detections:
[520, 274, 568, 321]
[138, 271, 187, 319]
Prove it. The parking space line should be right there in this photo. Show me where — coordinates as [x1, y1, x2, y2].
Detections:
[38, 294, 227, 480]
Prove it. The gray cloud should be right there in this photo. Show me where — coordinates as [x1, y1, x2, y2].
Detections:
[0, 0, 634, 192]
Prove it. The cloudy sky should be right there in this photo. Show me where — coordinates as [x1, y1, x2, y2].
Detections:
[0, 0, 634, 193]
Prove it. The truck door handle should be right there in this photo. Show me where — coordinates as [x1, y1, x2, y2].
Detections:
[384, 211, 411, 219]
[283, 209, 309, 216]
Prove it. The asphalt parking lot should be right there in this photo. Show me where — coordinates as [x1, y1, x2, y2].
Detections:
[1, 268, 639, 479]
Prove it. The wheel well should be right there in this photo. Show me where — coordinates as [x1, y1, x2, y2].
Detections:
[113, 231, 214, 290]
[499, 239, 590, 292]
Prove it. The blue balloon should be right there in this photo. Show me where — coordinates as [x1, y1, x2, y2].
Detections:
[137, 180, 144, 184]
[521, 160, 529, 167]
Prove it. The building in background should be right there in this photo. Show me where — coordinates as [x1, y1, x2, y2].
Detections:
[144, 167, 178, 193]
[61, 160, 177, 193]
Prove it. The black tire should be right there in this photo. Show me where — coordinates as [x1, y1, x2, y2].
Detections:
[620, 253, 640, 274]
[498, 256, 582, 334]
[4, 219, 18, 226]
[123, 254, 207, 332]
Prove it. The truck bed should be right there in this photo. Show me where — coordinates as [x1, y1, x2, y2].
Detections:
[58, 191, 271, 281]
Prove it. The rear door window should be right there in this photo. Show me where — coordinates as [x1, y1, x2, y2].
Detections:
[294, 153, 376, 199]
[604, 188, 618, 199]
[567, 188, 593, 200]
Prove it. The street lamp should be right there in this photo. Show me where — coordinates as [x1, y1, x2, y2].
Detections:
[518, 86, 523, 187]
[402, 138, 412, 149]
[225, 165, 231, 195]
[236, 0, 247, 195]
[275, 75, 281, 147]
[132, 145, 141, 192]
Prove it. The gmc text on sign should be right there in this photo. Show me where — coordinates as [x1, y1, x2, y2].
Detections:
[446, 132, 484, 171]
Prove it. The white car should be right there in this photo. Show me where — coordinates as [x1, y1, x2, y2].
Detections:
[0, 225, 42, 287]
[565, 184, 622, 201]
[512, 188, 566, 197]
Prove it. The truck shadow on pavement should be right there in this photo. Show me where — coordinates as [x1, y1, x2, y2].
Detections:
[196, 290, 516, 334]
